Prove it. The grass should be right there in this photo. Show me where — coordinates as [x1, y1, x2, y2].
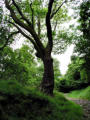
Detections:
[0, 80, 83, 120]
[67, 86, 90, 100]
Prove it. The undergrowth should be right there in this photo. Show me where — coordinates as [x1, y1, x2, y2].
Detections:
[0, 80, 83, 120]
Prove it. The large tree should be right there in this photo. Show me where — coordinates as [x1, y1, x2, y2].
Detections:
[4, 0, 68, 95]
[72, 0, 90, 83]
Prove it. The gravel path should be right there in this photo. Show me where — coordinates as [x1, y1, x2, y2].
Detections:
[67, 98, 90, 120]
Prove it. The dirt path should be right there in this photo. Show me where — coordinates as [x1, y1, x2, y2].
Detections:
[67, 97, 90, 120]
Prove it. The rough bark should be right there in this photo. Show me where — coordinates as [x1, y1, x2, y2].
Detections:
[41, 57, 54, 95]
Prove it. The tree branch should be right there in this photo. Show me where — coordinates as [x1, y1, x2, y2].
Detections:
[12, 0, 32, 26]
[37, 15, 41, 39]
[30, 2, 34, 29]
[5, 0, 45, 52]
[9, 22, 39, 52]
[0, 31, 19, 51]
[5, 0, 32, 33]
[46, 0, 54, 52]
[11, 22, 45, 59]
[53, 20, 58, 32]
[50, 0, 66, 19]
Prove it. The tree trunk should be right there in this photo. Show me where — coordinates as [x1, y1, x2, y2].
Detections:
[41, 57, 54, 95]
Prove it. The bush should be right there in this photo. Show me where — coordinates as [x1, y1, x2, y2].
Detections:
[58, 77, 89, 93]
[58, 56, 90, 93]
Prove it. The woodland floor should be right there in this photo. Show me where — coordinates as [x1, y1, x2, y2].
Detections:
[66, 97, 90, 120]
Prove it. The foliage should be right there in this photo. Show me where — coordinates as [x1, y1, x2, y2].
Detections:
[73, 0, 90, 84]
[53, 59, 61, 89]
[67, 0, 90, 54]
[28, 60, 44, 88]
[64, 0, 90, 77]
[65, 56, 88, 83]
[67, 86, 90, 100]
[0, 45, 36, 85]
[0, 5, 14, 49]
[0, 45, 61, 88]
[4, 0, 70, 50]
[79, 0, 90, 40]
[28, 58, 61, 89]
[2, 0, 89, 95]
[0, 80, 23, 95]
[0, 6, 8, 47]
[3, 0, 72, 95]
[58, 56, 89, 92]
[0, 80, 83, 120]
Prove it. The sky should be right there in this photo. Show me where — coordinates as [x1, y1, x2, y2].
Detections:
[54, 45, 74, 75]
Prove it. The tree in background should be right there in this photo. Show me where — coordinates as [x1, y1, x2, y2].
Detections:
[65, 0, 90, 85]
[58, 55, 89, 92]
[74, 0, 90, 83]
[65, 56, 88, 84]
[53, 59, 61, 89]
[0, 44, 61, 90]
[4, 0, 69, 95]
[0, 45, 36, 85]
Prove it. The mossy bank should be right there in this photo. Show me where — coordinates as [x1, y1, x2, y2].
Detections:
[0, 80, 83, 120]
[67, 86, 90, 100]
